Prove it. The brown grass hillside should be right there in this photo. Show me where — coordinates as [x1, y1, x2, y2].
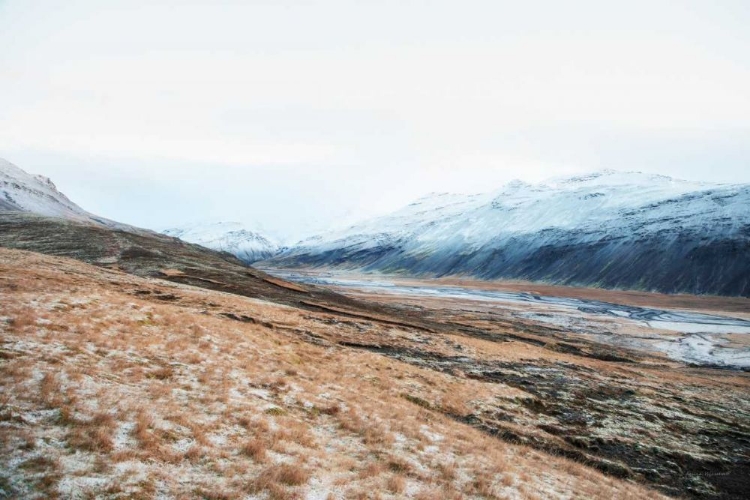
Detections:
[0, 248, 665, 499]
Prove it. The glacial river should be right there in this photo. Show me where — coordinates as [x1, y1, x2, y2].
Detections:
[269, 270, 750, 368]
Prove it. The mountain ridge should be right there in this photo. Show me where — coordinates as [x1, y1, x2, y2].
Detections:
[162, 221, 281, 263]
[4, 159, 747, 296]
[0, 158, 141, 232]
[267, 171, 750, 296]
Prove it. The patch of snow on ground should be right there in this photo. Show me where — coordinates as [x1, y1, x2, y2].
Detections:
[655, 333, 750, 368]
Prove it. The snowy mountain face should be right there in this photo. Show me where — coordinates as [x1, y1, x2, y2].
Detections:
[1, 158, 95, 222]
[270, 171, 750, 296]
[0, 158, 134, 231]
[163, 222, 280, 264]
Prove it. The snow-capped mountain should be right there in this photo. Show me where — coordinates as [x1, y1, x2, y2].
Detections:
[0, 158, 142, 232]
[163, 222, 280, 264]
[0, 158, 102, 223]
[269, 171, 750, 296]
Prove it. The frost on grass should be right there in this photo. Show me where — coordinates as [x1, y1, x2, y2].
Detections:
[0, 248, 666, 499]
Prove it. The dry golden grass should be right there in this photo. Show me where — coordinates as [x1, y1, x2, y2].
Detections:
[0, 248, 668, 499]
[387, 474, 406, 494]
[240, 437, 267, 462]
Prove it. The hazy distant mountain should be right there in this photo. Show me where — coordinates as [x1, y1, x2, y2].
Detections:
[163, 221, 280, 263]
[269, 170, 750, 296]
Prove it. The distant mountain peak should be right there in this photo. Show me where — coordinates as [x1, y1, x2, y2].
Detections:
[162, 221, 280, 264]
[538, 170, 710, 192]
[561, 170, 619, 183]
[505, 179, 532, 189]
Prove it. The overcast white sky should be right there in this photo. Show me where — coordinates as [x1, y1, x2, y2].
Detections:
[1, 0, 749, 241]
